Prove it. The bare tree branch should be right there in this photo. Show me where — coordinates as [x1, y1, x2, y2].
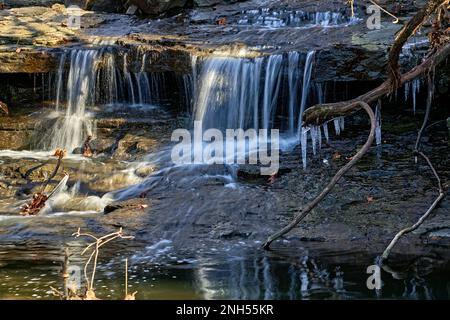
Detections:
[263, 101, 376, 249]
[387, 0, 448, 89]
[380, 73, 445, 262]
[303, 41, 450, 126]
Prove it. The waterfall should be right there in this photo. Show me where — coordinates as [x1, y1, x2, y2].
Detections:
[297, 50, 315, 134]
[193, 56, 265, 131]
[54, 52, 67, 111]
[37, 45, 167, 152]
[297, 50, 315, 168]
[287, 52, 300, 134]
[193, 51, 317, 135]
[50, 49, 100, 152]
[262, 55, 283, 130]
[190, 50, 325, 169]
[237, 9, 355, 28]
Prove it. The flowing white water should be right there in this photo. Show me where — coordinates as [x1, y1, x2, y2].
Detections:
[191, 50, 327, 169]
[297, 50, 315, 134]
[262, 55, 283, 130]
[50, 49, 100, 152]
[237, 9, 358, 28]
[287, 52, 300, 134]
[54, 52, 67, 111]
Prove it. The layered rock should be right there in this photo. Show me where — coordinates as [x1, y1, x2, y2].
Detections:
[128, 0, 187, 15]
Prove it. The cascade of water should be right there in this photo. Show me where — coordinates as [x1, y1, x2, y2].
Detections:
[50, 49, 100, 152]
[54, 52, 67, 111]
[287, 52, 300, 134]
[136, 54, 152, 105]
[123, 53, 136, 105]
[297, 50, 315, 135]
[238, 9, 353, 28]
[193, 56, 268, 131]
[104, 53, 120, 105]
[262, 55, 283, 129]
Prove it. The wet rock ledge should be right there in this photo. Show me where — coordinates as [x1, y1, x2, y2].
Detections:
[0, 0, 430, 81]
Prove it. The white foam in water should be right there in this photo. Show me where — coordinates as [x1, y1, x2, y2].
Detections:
[0, 150, 87, 161]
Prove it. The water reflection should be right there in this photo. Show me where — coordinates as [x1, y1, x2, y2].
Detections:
[0, 245, 449, 300]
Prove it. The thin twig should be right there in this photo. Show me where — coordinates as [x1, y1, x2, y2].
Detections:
[263, 101, 376, 249]
[72, 228, 134, 293]
[381, 152, 444, 261]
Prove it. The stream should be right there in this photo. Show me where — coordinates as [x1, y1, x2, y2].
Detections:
[0, 1, 449, 300]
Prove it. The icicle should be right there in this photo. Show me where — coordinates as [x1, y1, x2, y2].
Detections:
[310, 126, 318, 155]
[301, 127, 308, 169]
[339, 116, 345, 131]
[375, 100, 382, 146]
[318, 125, 322, 150]
[334, 118, 341, 135]
[404, 81, 410, 101]
[323, 123, 329, 143]
[412, 78, 420, 114]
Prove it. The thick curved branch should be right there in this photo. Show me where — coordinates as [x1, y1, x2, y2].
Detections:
[303, 41, 450, 126]
[388, 0, 447, 88]
[263, 102, 376, 249]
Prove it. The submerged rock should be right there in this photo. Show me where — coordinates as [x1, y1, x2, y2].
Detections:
[104, 198, 150, 214]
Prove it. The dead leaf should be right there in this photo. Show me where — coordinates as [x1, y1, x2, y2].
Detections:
[216, 17, 227, 25]
[0, 101, 8, 115]
[332, 152, 341, 160]
[20, 193, 48, 216]
[268, 173, 277, 184]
